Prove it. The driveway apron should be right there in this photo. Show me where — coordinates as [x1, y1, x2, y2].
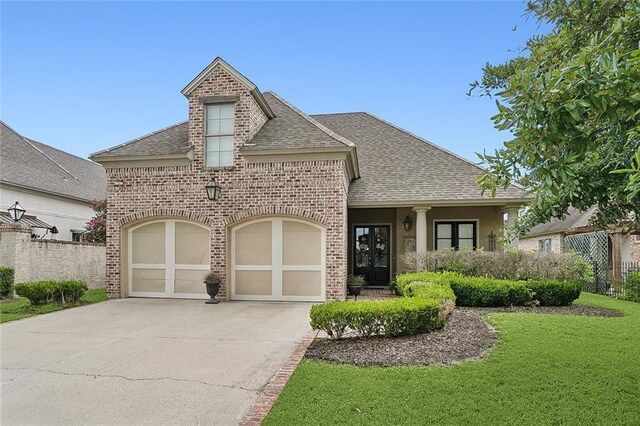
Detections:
[1, 299, 312, 425]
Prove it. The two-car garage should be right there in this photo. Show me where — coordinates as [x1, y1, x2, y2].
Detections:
[126, 217, 325, 302]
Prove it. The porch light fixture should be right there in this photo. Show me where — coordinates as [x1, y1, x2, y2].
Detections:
[205, 178, 222, 201]
[8, 201, 25, 222]
[403, 216, 413, 232]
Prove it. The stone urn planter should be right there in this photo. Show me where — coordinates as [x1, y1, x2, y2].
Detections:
[347, 275, 366, 300]
[204, 271, 221, 304]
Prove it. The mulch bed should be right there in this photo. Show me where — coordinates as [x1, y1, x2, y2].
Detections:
[305, 304, 622, 367]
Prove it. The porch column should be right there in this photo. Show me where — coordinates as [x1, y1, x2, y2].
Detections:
[413, 207, 431, 270]
[502, 207, 520, 249]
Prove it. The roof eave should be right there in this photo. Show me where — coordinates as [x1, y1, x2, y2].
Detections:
[347, 198, 530, 208]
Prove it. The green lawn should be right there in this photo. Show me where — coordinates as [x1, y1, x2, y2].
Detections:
[0, 288, 108, 323]
[265, 293, 640, 425]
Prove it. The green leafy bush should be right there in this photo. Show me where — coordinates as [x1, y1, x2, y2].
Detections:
[526, 280, 583, 306]
[310, 298, 447, 339]
[395, 272, 581, 307]
[400, 250, 593, 283]
[623, 272, 640, 302]
[15, 281, 88, 305]
[0, 266, 14, 297]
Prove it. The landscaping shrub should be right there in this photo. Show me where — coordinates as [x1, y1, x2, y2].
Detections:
[0, 266, 14, 297]
[310, 298, 447, 339]
[526, 280, 583, 306]
[15, 280, 88, 305]
[395, 271, 581, 307]
[400, 250, 593, 282]
[623, 272, 640, 302]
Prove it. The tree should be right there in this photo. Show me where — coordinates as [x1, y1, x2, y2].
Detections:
[472, 0, 640, 231]
[84, 199, 106, 243]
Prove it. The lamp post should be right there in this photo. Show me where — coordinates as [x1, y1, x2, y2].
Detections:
[205, 178, 222, 201]
[8, 201, 25, 222]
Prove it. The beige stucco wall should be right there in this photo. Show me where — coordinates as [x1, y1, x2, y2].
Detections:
[348, 206, 507, 276]
[0, 224, 106, 288]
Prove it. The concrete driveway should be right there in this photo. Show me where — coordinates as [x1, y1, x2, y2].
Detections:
[1, 299, 312, 425]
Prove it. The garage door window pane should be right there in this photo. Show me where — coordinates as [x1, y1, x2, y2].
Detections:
[175, 269, 207, 294]
[235, 270, 272, 295]
[283, 221, 321, 265]
[283, 271, 321, 297]
[235, 221, 272, 265]
[131, 269, 165, 292]
[132, 222, 165, 264]
[175, 222, 209, 265]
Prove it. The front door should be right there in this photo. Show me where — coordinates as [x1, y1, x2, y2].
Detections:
[354, 225, 390, 286]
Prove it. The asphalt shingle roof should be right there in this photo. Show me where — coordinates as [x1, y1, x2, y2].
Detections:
[243, 92, 352, 150]
[524, 206, 598, 237]
[312, 112, 524, 202]
[0, 121, 106, 202]
[90, 121, 190, 159]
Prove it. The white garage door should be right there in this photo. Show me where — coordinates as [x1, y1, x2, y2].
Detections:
[128, 220, 210, 299]
[231, 217, 325, 301]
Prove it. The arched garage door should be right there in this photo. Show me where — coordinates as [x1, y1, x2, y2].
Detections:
[128, 220, 210, 299]
[231, 217, 325, 301]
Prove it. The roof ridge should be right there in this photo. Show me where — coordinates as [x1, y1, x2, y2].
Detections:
[1, 121, 79, 180]
[90, 120, 188, 158]
[264, 91, 355, 148]
[311, 111, 367, 117]
[26, 137, 101, 167]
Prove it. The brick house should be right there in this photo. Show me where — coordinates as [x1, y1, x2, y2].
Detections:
[90, 58, 525, 301]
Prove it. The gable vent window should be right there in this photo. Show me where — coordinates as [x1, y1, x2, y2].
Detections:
[205, 104, 234, 167]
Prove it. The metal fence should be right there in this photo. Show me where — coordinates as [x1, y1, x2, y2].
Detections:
[599, 261, 640, 300]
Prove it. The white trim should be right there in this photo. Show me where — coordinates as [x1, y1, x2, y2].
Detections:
[432, 219, 480, 251]
[230, 217, 326, 302]
[128, 219, 211, 299]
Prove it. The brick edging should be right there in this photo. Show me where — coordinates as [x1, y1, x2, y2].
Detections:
[240, 329, 318, 425]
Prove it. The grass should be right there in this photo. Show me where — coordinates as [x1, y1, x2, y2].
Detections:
[265, 293, 640, 425]
[0, 288, 108, 323]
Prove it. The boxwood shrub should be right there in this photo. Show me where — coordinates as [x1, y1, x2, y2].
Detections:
[15, 280, 88, 305]
[0, 266, 14, 297]
[396, 271, 581, 307]
[310, 298, 447, 339]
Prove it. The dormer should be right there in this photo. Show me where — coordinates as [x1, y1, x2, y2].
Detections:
[181, 58, 275, 169]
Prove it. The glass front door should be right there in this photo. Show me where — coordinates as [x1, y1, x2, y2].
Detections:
[353, 225, 390, 286]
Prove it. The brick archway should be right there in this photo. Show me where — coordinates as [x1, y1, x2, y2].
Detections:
[223, 206, 328, 227]
[118, 209, 213, 228]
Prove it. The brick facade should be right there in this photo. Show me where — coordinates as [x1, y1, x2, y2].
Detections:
[104, 64, 349, 300]
[519, 233, 564, 253]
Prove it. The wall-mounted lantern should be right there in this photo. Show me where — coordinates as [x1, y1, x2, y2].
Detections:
[205, 178, 222, 201]
[403, 216, 413, 232]
[8, 201, 25, 222]
[488, 230, 497, 252]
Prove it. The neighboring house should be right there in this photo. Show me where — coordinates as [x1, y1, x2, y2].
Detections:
[90, 57, 526, 302]
[520, 206, 640, 267]
[0, 121, 107, 241]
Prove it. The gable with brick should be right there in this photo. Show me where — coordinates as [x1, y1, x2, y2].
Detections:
[91, 57, 527, 301]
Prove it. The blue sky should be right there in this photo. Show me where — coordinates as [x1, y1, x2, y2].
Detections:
[2, 1, 547, 161]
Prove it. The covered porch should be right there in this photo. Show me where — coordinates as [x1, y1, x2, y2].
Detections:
[347, 204, 520, 286]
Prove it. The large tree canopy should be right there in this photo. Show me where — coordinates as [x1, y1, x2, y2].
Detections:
[473, 0, 640, 231]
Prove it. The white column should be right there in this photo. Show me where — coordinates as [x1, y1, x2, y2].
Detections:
[413, 207, 431, 270]
[503, 207, 520, 249]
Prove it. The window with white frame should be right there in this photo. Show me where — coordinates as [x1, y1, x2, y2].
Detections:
[205, 104, 234, 167]
[435, 222, 477, 251]
[539, 238, 552, 253]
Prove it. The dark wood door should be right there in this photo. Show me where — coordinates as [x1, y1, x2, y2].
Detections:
[353, 225, 391, 286]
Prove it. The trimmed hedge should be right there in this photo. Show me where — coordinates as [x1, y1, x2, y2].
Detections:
[310, 298, 447, 339]
[0, 266, 14, 297]
[14, 280, 88, 305]
[396, 271, 581, 307]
